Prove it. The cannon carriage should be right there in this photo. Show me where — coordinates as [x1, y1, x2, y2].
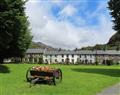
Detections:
[26, 66, 62, 85]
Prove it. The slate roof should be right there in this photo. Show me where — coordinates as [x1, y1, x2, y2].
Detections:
[26, 49, 120, 55]
[44, 50, 120, 55]
[96, 50, 120, 55]
[26, 49, 45, 54]
[44, 50, 93, 55]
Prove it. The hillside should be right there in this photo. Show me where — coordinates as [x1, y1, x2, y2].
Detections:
[29, 42, 58, 51]
[81, 32, 120, 50]
[29, 32, 120, 51]
[81, 44, 118, 50]
[107, 32, 120, 46]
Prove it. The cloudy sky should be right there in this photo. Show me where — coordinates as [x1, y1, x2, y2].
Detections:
[25, 0, 116, 49]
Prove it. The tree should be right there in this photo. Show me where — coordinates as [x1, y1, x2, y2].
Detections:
[38, 57, 43, 64]
[108, 0, 120, 46]
[108, 0, 120, 32]
[65, 58, 70, 64]
[103, 45, 107, 51]
[116, 44, 120, 50]
[0, 0, 32, 63]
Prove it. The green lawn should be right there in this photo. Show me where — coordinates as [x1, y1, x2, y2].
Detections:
[0, 64, 120, 95]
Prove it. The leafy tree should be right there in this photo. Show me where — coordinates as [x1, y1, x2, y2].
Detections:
[108, 0, 120, 32]
[38, 57, 43, 64]
[65, 58, 70, 64]
[108, 0, 120, 46]
[0, 0, 32, 63]
[116, 44, 120, 50]
[103, 45, 107, 51]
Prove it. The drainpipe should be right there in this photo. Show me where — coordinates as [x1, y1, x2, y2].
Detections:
[95, 49, 98, 65]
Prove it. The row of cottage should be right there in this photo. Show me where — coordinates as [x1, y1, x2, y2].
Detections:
[22, 49, 120, 64]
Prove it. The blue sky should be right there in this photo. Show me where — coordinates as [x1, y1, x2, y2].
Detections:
[50, 0, 108, 25]
[25, 0, 115, 49]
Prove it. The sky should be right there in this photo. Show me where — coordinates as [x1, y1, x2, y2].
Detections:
[25, 0, 116, 49]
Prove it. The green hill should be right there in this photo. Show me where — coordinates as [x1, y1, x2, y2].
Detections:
[81, 32, 120, 50]
[107, 32, 120, 46]
[29, 42, 58, 51]
[30, 32, 120, 51]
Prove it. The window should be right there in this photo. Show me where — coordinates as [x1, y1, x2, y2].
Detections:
[62, 54, 64, 58]
[30, 54, 33, 58]
[55, 59, 57, 62]
[66, 54, 69, 57]
[25, 58, 27, 62]
[34, 58, 37, 62]
[85, 59, 88, 64]
[62, 59, 64, 62]
[90, 60, 92, 63]
[79, 55, 81, 58]
[72, 59, 74, 63]
[45, 59, 48, 63]
[90, 55, 92, 58]
[84, 55, 87, 58]
[55, 55, 57, 57]
[29, 58, 32, 62]
[82, 60, 84, 63]
[72, 55, 74, 58]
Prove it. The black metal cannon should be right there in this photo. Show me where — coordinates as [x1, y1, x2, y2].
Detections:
[26, 66, 62, 86]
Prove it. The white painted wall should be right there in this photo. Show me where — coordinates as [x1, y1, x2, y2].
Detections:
[43, 54, 96, 64]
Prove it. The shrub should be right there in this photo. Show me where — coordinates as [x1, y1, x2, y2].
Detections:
[106, 60, 113, 66]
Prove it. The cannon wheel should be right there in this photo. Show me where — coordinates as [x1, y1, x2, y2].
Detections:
[26, 67, 33, 82]
[53, 68, 62, 85]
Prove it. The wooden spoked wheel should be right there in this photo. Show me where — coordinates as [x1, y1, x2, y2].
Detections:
[53, 69, 62, 85]
[26, 67, 33, 82]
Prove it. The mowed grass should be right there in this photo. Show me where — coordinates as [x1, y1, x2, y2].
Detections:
[0, 64, 120, 95]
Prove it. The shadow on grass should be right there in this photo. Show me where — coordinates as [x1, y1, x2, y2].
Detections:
[72, 68, 120, 77]
[26, 80, 56, 87]
[0, 65, 10, 73]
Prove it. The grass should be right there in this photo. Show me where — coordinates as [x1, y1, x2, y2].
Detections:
[0, 64, 120, 95]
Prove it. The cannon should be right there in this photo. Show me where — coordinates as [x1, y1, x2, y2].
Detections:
[26, 66, 62, 86]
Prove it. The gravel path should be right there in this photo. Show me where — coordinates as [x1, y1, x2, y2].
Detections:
[97, 83, 120, 95]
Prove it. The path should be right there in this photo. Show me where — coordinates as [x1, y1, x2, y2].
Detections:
[97, 83, 120, 95]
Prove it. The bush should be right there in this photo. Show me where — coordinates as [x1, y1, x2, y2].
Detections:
[106, 60, 113, 66]
[95, 61, 99, 65]
[116, 62, 120, 65]
[38, 57, 43, 64]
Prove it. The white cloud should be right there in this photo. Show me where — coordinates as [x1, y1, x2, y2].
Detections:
[25, 0, 115, 49]
[51, 0, 63, 3]
[27, 0, 40, 3]
[58, 5, 77, 18]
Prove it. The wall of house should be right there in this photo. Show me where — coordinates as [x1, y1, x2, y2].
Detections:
[43, 54, 96, 64]
[24, 53, 43, 63]
[3, 50, 120, 64]
[24, 51, 120, 65]
[97, 54, 120, 64]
